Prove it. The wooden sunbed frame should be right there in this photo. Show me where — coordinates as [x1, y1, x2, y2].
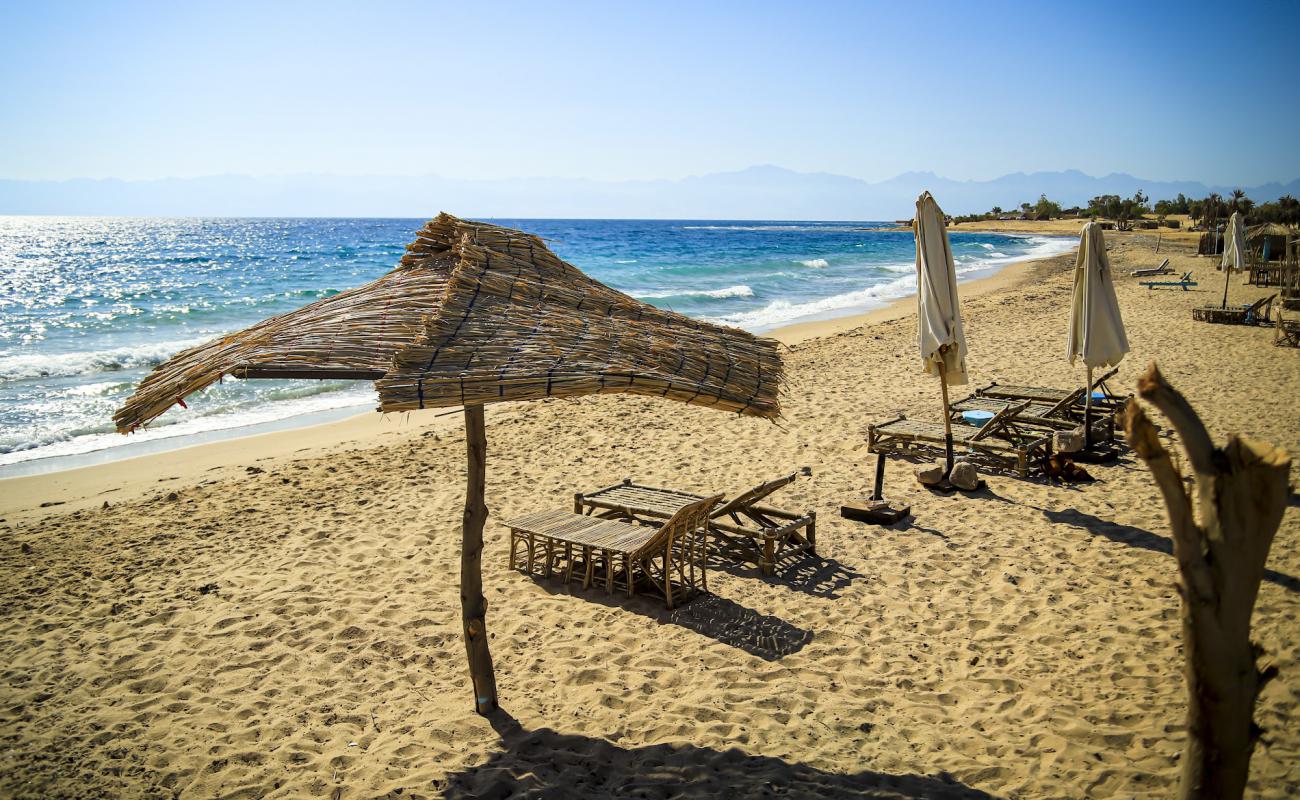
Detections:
[867, 400, 1051, 477]
[975, 367, 1128, 414]
[950, 393, 1114, 442]
[1130, 258, 1172, 277]
[506, 494, 721, 608]
[1140, 271, 1197, 290]
[574, 474, 816, 576]
[1192, 294, 1276, 325]
[1276, 308, 1300, 348]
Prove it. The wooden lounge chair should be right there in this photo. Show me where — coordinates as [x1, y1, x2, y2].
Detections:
[867, 400, 1051, 477]
[1276, 308, 1300, 348]
[1192, 294, 1276, 325]
[1140, 271, 1196, 290]
[1131, 258, 1172, 277]
[506, 494, 721, 608]
[950, 393, 1114, 442]
[975, 366, 1128, 414]
[575, 474, 815, 576]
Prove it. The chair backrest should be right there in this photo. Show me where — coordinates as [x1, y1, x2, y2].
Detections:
[712, 473, 797, 518]
[1157, 257, 1170, 271]
[633, 493, 723, 559]
[971, 399, 1031, 442]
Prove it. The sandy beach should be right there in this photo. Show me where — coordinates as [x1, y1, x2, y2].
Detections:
[1, 230, 1297, 798]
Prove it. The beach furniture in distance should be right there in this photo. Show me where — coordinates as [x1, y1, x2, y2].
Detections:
[1276, 308, 1300, 347]
[868, 400, 1051, 477]
[574, 474, 816, 576]
[1130, 257, 1172, 277]
[506, 494, 721, 608]
[1140, 271, 1197, 290]
[1192, 293, 1276, 326]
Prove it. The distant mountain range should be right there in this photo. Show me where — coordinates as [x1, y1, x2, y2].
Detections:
[3, 166, 1297, 219]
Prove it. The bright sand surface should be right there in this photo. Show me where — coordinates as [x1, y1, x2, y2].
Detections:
[1, 232, 1297, 798]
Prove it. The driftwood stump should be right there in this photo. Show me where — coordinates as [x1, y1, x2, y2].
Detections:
[1124, 363, 1291, 799]
[461, 405, 498, 715]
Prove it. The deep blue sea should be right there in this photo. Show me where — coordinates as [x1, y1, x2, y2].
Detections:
[0, 217, 1073, 470]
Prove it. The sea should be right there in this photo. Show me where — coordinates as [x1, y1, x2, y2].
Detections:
[0, 217, 1074, 475]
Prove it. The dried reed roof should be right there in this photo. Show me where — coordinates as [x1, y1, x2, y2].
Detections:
[1248, 222, 1299, 239]
[115, 214, 783, 432]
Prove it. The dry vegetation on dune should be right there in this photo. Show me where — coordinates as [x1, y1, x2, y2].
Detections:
[1, 236, 1297, 799]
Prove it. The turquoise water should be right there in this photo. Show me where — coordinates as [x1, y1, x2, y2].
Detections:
[0, 217, 1072, 469]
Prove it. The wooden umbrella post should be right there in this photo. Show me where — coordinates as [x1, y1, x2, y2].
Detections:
[1221, 265, 1232, 310]
[937, 359, 954, 476]
[461, 404, 498, 715]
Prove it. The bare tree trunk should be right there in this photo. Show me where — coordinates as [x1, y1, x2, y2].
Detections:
[461, 404, 498, 715]
[1124, 363, 1290, 799]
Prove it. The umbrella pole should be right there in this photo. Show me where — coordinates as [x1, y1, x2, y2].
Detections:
[1221, 266, 1231, 310]
[1084, 366, 1093, 451]
[938, 362, 954, 476]
[461, 404, 498, 715]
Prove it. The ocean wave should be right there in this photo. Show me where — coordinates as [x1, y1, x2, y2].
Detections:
[796, 258, 829, 269]
[980, 243, 995, 249]
[0, 337, 213, 381]
[708, 274, 917, 331]
[678, 225, 847, 232]
[0, 383, 375, 464]
[637, 284, 754, 300]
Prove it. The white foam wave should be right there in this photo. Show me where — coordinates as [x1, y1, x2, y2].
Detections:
[637, 284, 754, 300]
[708, 274, 917, 331]
[0, 337, 213, 381]
[0, 383, 375, 466]
[797, 258, 829, 269]
[980, 243, 995, 249]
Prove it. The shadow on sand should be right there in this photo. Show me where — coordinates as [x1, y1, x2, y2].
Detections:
[1043, 506, 1300, 594]
[440, 710, 999, 799]
[531, 580, 813, 661]
[705, 551, 863, 599]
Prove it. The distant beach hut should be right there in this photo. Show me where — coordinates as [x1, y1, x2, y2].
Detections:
[1247, 222, 1297, 263]
[913, 191, 968, 475]
[1066, 222, 1129, 449]
[114, 213, 783, 716]
[1220, 211, 1247, 308]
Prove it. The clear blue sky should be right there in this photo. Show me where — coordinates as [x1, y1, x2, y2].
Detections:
[2, 0, 1297, 185]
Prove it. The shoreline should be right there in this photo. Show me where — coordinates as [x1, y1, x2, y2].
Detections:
[0, 246, 1073, 522]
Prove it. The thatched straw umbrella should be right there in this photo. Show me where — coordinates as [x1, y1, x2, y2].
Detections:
[115, 214, 783, 714]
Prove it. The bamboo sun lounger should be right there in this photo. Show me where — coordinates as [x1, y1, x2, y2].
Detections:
[1276, 309, 1300, 348]
[950, 393, 1114, 442]
[867, 400, 1051, 477]
[573, 474, 816, 576]
[1192, 294, 1276, 325]
[506, 494, 721, 608]
[1130, 258, 1172, 277]
[975, 366, 1128, 414]
[1140, 271, 1196, 290]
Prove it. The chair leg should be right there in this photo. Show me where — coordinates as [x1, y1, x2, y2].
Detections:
[508, 530, 520, 571]
[563, 541, 575, 584]
[624, 554, 633, 598]
[605, 551, 614, 595]
[526, 534, 536, 575]
[544, 539, 555, 578]
[582, 546, 594, 590]
[663, 549, 674, 609]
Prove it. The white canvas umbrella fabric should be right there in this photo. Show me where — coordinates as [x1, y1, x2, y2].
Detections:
[1221, 211, 1247, 272]
[1067, 221, 1130, 369]
[914, 191, 968, 384]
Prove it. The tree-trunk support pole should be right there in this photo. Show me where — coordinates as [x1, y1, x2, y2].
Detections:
[1124, 362, 1290, 799]
[461, 404, 498, 715]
